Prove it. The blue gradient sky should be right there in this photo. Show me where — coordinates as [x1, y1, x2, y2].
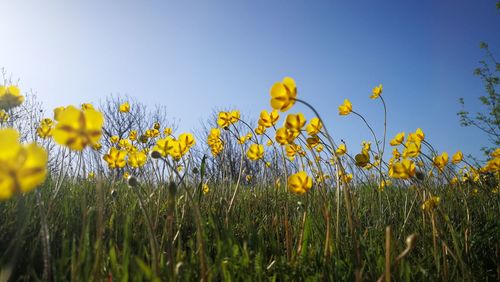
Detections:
[1, 0, 499, 159]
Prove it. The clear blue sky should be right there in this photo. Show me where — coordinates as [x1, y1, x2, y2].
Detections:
[1, 0, 499, 160]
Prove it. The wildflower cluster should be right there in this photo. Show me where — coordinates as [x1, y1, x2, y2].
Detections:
[0, 85, 24, 110]
[1, 76, 498, 213]
[0, 71, 499, 281]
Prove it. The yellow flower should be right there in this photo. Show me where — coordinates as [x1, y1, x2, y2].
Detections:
[152, 129, 160, 138]
[415, 128, 424, 140]
[338, 171, 353, 183]
[127, 145, 138, 153]
[128, 130, 137, 141]
[36, 126, 52, 139]
[41, 118, 54, 128]
[110, 136, 119, 144]
[284, 113, 306, 132]
[88, 172, 95, 179]
[371, 84, 383, 99]
[163, 127, 172, 136]
[408, 128, 425, 143]
[402, 142, 420, 158]
[118, 139, 131, 149]
[147, 129, 160, 138]
[392, 148, 401, 159]
[389, 159, 416, 179]
[422, 196, 440, 212]
[93, 143, 102, 151]
[247, 144, 264, 161]
[433, 152, 448, 171]
[217, 111, 233, 128]
[52, 106, 104, 151]
[390, 132, 405, 146]
[285, 144, 302, 159]
[379, 180, 392, 191]
[53, 106, 65, 121]
[237, 136, 247, 145]
[306, 136, 320, 149]
[355, 153, 370, 168]
[0, 128, 48, 200]
[153, 122, 161, 130]
[365, 160, 380, 170]
[266, 140, 274, 146]
[153, 136, 176, 157]
[246, 175, 252, 182]
[37, 118, 54, 139]
[482, 157, 500, 173]
[255, 125, 266, 135]
[210, 142, 224, 157]
[178, 133, 195, 153]
[207, 128, 221, 145]
[230, 111, 240, 123]
[123, 171, 130, 180]
[202, 183, 209, 194]
[306, 117, 322, 136]
[338, 99, 352, 115]
[336, 144, 347, 155]
[361, 141, 370, 153]
[491, 148, 500, 158]
[0, 85, 24, 110]
[275, 127, 299, 145]
[315, 144, 324, 153]
[119, 102, 130, 113]
[0, 110, 9, 123]
[258, 110, 280, 128]
[128, 151, 147, 168]
[315, 173, 330, 183]
[81, 103, 94, 110]
[238, 136, 248, 145]
[207, 128, 224, 157]
[168, 141, 184, 160]
[103, 147, 127, 169]
[452, 151, 463, 164]
[288, 171, 313, 195]
[172, 143, 184, 160]
[270, 77, 297, 112]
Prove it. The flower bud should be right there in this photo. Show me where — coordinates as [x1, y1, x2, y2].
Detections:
[150, 150, 162, 159]
[127, 175, 139, 187]
[415, 170, 425, 181]
[406, 234, 417, 250]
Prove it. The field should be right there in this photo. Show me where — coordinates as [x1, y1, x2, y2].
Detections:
[0, 76, 499, 282]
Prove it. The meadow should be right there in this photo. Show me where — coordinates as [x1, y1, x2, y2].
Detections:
[0, 74, 499, 281]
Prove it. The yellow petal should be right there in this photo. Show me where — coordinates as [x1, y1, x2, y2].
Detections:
[0, 128, 22, 160]
[17, 144, 48, 193]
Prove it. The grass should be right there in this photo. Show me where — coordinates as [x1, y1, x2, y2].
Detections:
[1, 176, 498, 281]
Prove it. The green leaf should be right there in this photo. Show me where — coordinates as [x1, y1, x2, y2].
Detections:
[134, 257, 161, 282]
[301, 214, 312, 259]
[109, 245, 120, 278]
